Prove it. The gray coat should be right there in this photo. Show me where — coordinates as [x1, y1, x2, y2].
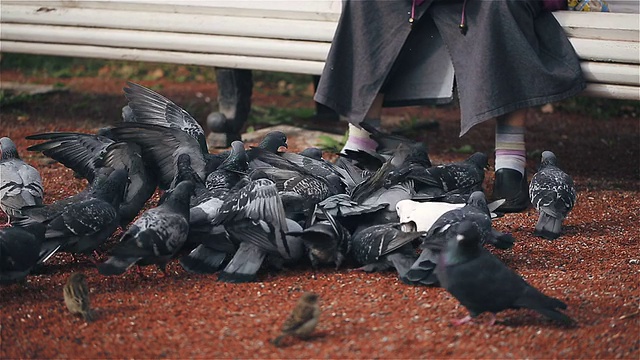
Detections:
[314, 0, 586, 135]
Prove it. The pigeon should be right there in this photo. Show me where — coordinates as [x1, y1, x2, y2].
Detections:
[272, 292, 321, 347]
[37, 169, 129, 264]
[63, 273, 95, 322]
[178, 240, 229, 275]
[212, 178, 304, 282]
[0, 137, 44, 222]
[205, 141, 249, 192]
[108, 122, 213, 190]
[123, 81, 209, 154]
[436, 220, 575, 326]
[409, 152, 488, 194]
[311, 193, 388, 235]
[98, 180, 195, 276]
[396, 198, 505, 233]
[164, 153, 209, 207]
[350, 143, 414, 204]
[403, 191, 514, 286]
[257, 166, 343, 224]
[359, 122, 432, 168]
[288, 206, 351, 269]
[0, 223, 45, 284]
[529, 151, 577, 240]
[26, 131, 156, 226]
[349, 223, 424, 280]
[396, 199, 464, 233]
[246, 130, 288, 162]
[188, 141, 249, 228]
[11, 167, 115, 226]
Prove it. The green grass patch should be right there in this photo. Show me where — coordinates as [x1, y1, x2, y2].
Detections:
[248, 105, 315, 127]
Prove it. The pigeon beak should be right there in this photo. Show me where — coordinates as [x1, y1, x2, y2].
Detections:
[456, 234, 465, 242]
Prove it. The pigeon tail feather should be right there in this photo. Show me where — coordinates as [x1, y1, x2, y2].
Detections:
[179, 245, 227, 274]
[534, 212, 562, 240]
[98, 256, 140, 275]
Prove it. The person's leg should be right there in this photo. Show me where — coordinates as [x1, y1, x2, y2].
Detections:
[341, 93, 384, 154]
[492, 108, 529, 213]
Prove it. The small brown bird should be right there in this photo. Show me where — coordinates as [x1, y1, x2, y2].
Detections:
[63, 273, 95, 322]
[272, 292, 320, 347]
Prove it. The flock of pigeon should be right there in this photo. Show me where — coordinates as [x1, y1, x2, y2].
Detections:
[0, 82, 578, 326]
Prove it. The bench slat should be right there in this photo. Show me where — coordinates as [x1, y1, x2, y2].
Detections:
[581, 61, 640, 86]
[2, 23, 331, 62]
[568, 38, 640, 64]
[1, 5, 339, 42]
[583, 83, 640, 100]
[2, 0, 343, 21]
[553, 11, 639, 41]
[0, 40, 327, 75]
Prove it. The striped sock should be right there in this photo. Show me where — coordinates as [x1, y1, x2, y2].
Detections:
[341, 120, 380, 154]
[495, 124, 526, 175]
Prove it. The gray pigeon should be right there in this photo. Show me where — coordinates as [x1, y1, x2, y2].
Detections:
[98, 180, 195, 275]
[212, 178, 304, 282]
[359, 122, 432, 165]
[410, 152, 488, 194]
[108, 122, 211, 190]
[287, 207, 351, 269]
[436, 220, 575, 326]
[403, 191, 514, 286]
[26, 131, 156, 226]
[350, 143, 414, 204]
[0, 137, 44, 222]
[123, 81, 209, 154]
[0, 223, 46, 284]
[37, 169, 128, 264]
[529, 151, 577, 240]
[12, 167, 115, 226]
[349, 223, 424, 280]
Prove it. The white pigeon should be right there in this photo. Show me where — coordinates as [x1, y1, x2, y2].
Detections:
[396, 199, 463, 232]
[396, 198, 505, 232]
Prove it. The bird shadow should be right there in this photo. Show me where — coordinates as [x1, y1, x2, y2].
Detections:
[270, 332, 328, 348]
[494, 311, 579, 329]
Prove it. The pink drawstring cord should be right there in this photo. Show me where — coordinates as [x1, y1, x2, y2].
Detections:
[459, 0, 468, 35]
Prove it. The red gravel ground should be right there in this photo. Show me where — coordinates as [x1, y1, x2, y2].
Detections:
[1, 71, 638, 359]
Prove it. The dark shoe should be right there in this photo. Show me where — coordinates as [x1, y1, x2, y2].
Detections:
[492, 168, 529, 213]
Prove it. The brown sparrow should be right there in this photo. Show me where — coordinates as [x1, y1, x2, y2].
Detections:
[63, 273, 95, 322]
[272, 292, 320, 347]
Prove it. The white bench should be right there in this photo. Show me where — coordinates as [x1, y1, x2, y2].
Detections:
[1, 1, 638, 142]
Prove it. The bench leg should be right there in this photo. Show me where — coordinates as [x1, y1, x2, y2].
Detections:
[207, 68, 253, 148]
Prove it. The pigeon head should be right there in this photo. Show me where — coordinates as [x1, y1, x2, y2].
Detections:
[0, 137, 19, 160]
[454, 221, 482, 248]
[219, 141, 249, 173]
[467, 152, 489, 170]
[442, 220, 483, 265]
[259, 131, 288, 153]
[540, 150, 558, 168]
[407, 142, 432, 168]
[466, 191, 488, 209]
